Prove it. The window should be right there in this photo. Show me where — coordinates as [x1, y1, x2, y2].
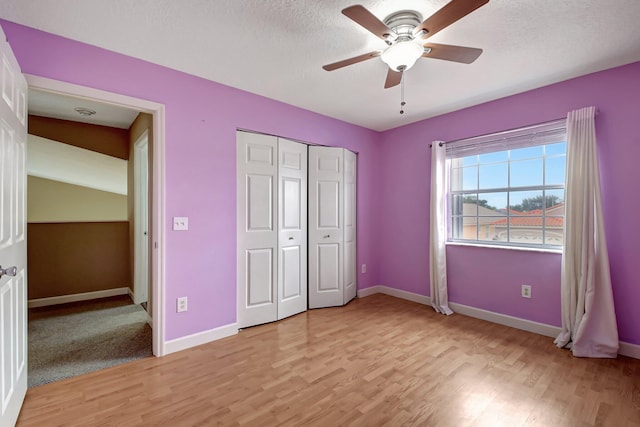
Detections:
[447, 120, 567, 249]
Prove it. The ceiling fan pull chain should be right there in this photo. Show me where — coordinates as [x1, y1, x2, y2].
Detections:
[400, 73, 406, 115]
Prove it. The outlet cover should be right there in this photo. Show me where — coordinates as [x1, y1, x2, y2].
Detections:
[361, 264, 367, 274]
[177, 296, 188, 312]
[521, 284, 532, 299]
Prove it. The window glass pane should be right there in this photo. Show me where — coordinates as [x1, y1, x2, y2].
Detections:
[451, 216, 462, 239]
[452, 194, 478, 216]
[451, 166, 477, 191]
[479, 163, 507, 190]
[478, 192, 507, 214]
[545, 142, 566, 156]
[545, 189, 565, 215]
[462, 167, 477, 191]
[509, 190, 543, 214]
[544, 217, 564, 246]
[510, 158, 543, 187]
[478, 217, 508, 242]
[510, 146, 542, 160]
[509, 217, 544, 245]
[479, 151, 508, 163]
[460, 218, 478, 240]
[462, 155, 478, 166]
[545, 155, 566, 185]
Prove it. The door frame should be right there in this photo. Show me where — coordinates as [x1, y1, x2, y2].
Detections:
[25, 74, 167, 356]
[133, 131, 149, 306]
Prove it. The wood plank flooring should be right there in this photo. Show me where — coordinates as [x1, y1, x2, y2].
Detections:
[17, 294, 640, 426]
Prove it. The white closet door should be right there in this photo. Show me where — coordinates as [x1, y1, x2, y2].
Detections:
[277, 138, 307, 320]
[308, 146, 344, 308]
[236, 132, 278, 328]
[343, 149, 357, 304]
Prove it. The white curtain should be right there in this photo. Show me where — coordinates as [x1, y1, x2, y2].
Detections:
[554, 106, 619, 358]
[429, 142, 452, 315]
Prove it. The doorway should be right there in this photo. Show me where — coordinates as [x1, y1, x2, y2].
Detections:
[24, 75, 166, 375]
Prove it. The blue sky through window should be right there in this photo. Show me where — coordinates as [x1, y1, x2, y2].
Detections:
[453, 142, 566, 210]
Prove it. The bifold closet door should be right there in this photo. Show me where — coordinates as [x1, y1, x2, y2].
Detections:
[277, 138, 307, 320]
[308, 147, 357, 309]
[237, 132, 278, 328]
[343, 149, 357, 304]
[237, 132, 308, 328]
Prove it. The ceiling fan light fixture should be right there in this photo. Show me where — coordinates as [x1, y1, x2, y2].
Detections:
[381, 40, 424, 71]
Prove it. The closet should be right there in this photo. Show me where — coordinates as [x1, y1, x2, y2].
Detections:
[236, 131, 357, 328]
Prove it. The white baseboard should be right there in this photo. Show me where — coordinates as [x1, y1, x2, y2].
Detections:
[619, 341, 640, 359]
[359, 285, 639, 359]
[359, 285, 431, 306]
[357, 286, 382, 298]
[28, 287, 130, 308]
[163, 322, 238, 355]
[448, 302, 562, 338]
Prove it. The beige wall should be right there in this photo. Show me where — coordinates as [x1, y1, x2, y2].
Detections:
[28, 175, 127, 222]
[28, 222, 130, 299]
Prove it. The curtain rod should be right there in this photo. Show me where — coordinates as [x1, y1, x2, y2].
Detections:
[429, 109, 599, 148]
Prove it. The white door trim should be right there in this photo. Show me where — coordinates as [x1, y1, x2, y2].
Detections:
[25, 74, 167, 356]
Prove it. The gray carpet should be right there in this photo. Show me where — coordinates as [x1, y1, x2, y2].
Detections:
[28, 295, 152, 388]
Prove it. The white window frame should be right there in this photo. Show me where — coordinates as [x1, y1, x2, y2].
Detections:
[445, 119, 567, 250]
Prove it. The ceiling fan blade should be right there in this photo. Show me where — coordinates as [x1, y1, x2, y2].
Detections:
[384, 69, 403, 89]
[342, 5, 393, 40]
[322, 51, 380, 71]
[415, 0, 489, 40]
[423, 43, 483, 64]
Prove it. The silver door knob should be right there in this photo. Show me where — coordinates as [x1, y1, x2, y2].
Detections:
[323, 235, 330, 238]
[0, 265, 17, 278]
[288, 237, 294, 240]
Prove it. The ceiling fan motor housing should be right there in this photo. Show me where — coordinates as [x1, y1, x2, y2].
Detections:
[383, 10, 423, 40]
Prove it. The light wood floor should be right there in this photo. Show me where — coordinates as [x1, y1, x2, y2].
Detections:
[17, 294, 640, 426]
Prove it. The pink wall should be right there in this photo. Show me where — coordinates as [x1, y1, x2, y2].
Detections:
[0, 20, 382, 341]
[378, 61, 640, 345]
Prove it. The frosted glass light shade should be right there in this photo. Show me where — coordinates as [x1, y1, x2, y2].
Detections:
[381, 41, 424, 71]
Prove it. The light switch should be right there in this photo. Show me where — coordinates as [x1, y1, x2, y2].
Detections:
[173, 216, 189, 231]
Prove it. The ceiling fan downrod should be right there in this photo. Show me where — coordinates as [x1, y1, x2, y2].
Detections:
[399, 67, 406, 115]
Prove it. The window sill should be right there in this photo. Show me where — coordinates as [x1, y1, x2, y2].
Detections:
[445, 241, 562, 254]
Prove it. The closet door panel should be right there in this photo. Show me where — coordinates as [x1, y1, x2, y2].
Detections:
[277, 138, 307, 320]
[343, 149, 357, 303]
[308, 146, 344, 308]
[237, 132, 278, 328]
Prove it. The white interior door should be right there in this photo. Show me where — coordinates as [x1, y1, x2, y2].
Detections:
[308, 146, 344, 309]
[237, 132, 278, 328]
[277, 138, 307, 320]
[133, 132, 149, 305]
[0, 25, 28, 427]
[343, 149, 357, 304]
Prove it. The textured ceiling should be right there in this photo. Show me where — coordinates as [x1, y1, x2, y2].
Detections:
[2, 0, 640, 131]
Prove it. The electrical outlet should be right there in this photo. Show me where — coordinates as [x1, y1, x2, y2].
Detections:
[361, 264, 367, 274]
[173, 217, 189, 231]
[177, 296, 188, 312]
[521, 284, 532, 299]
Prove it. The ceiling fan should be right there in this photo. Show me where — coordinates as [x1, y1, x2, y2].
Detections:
[323, 0, 489, 90]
